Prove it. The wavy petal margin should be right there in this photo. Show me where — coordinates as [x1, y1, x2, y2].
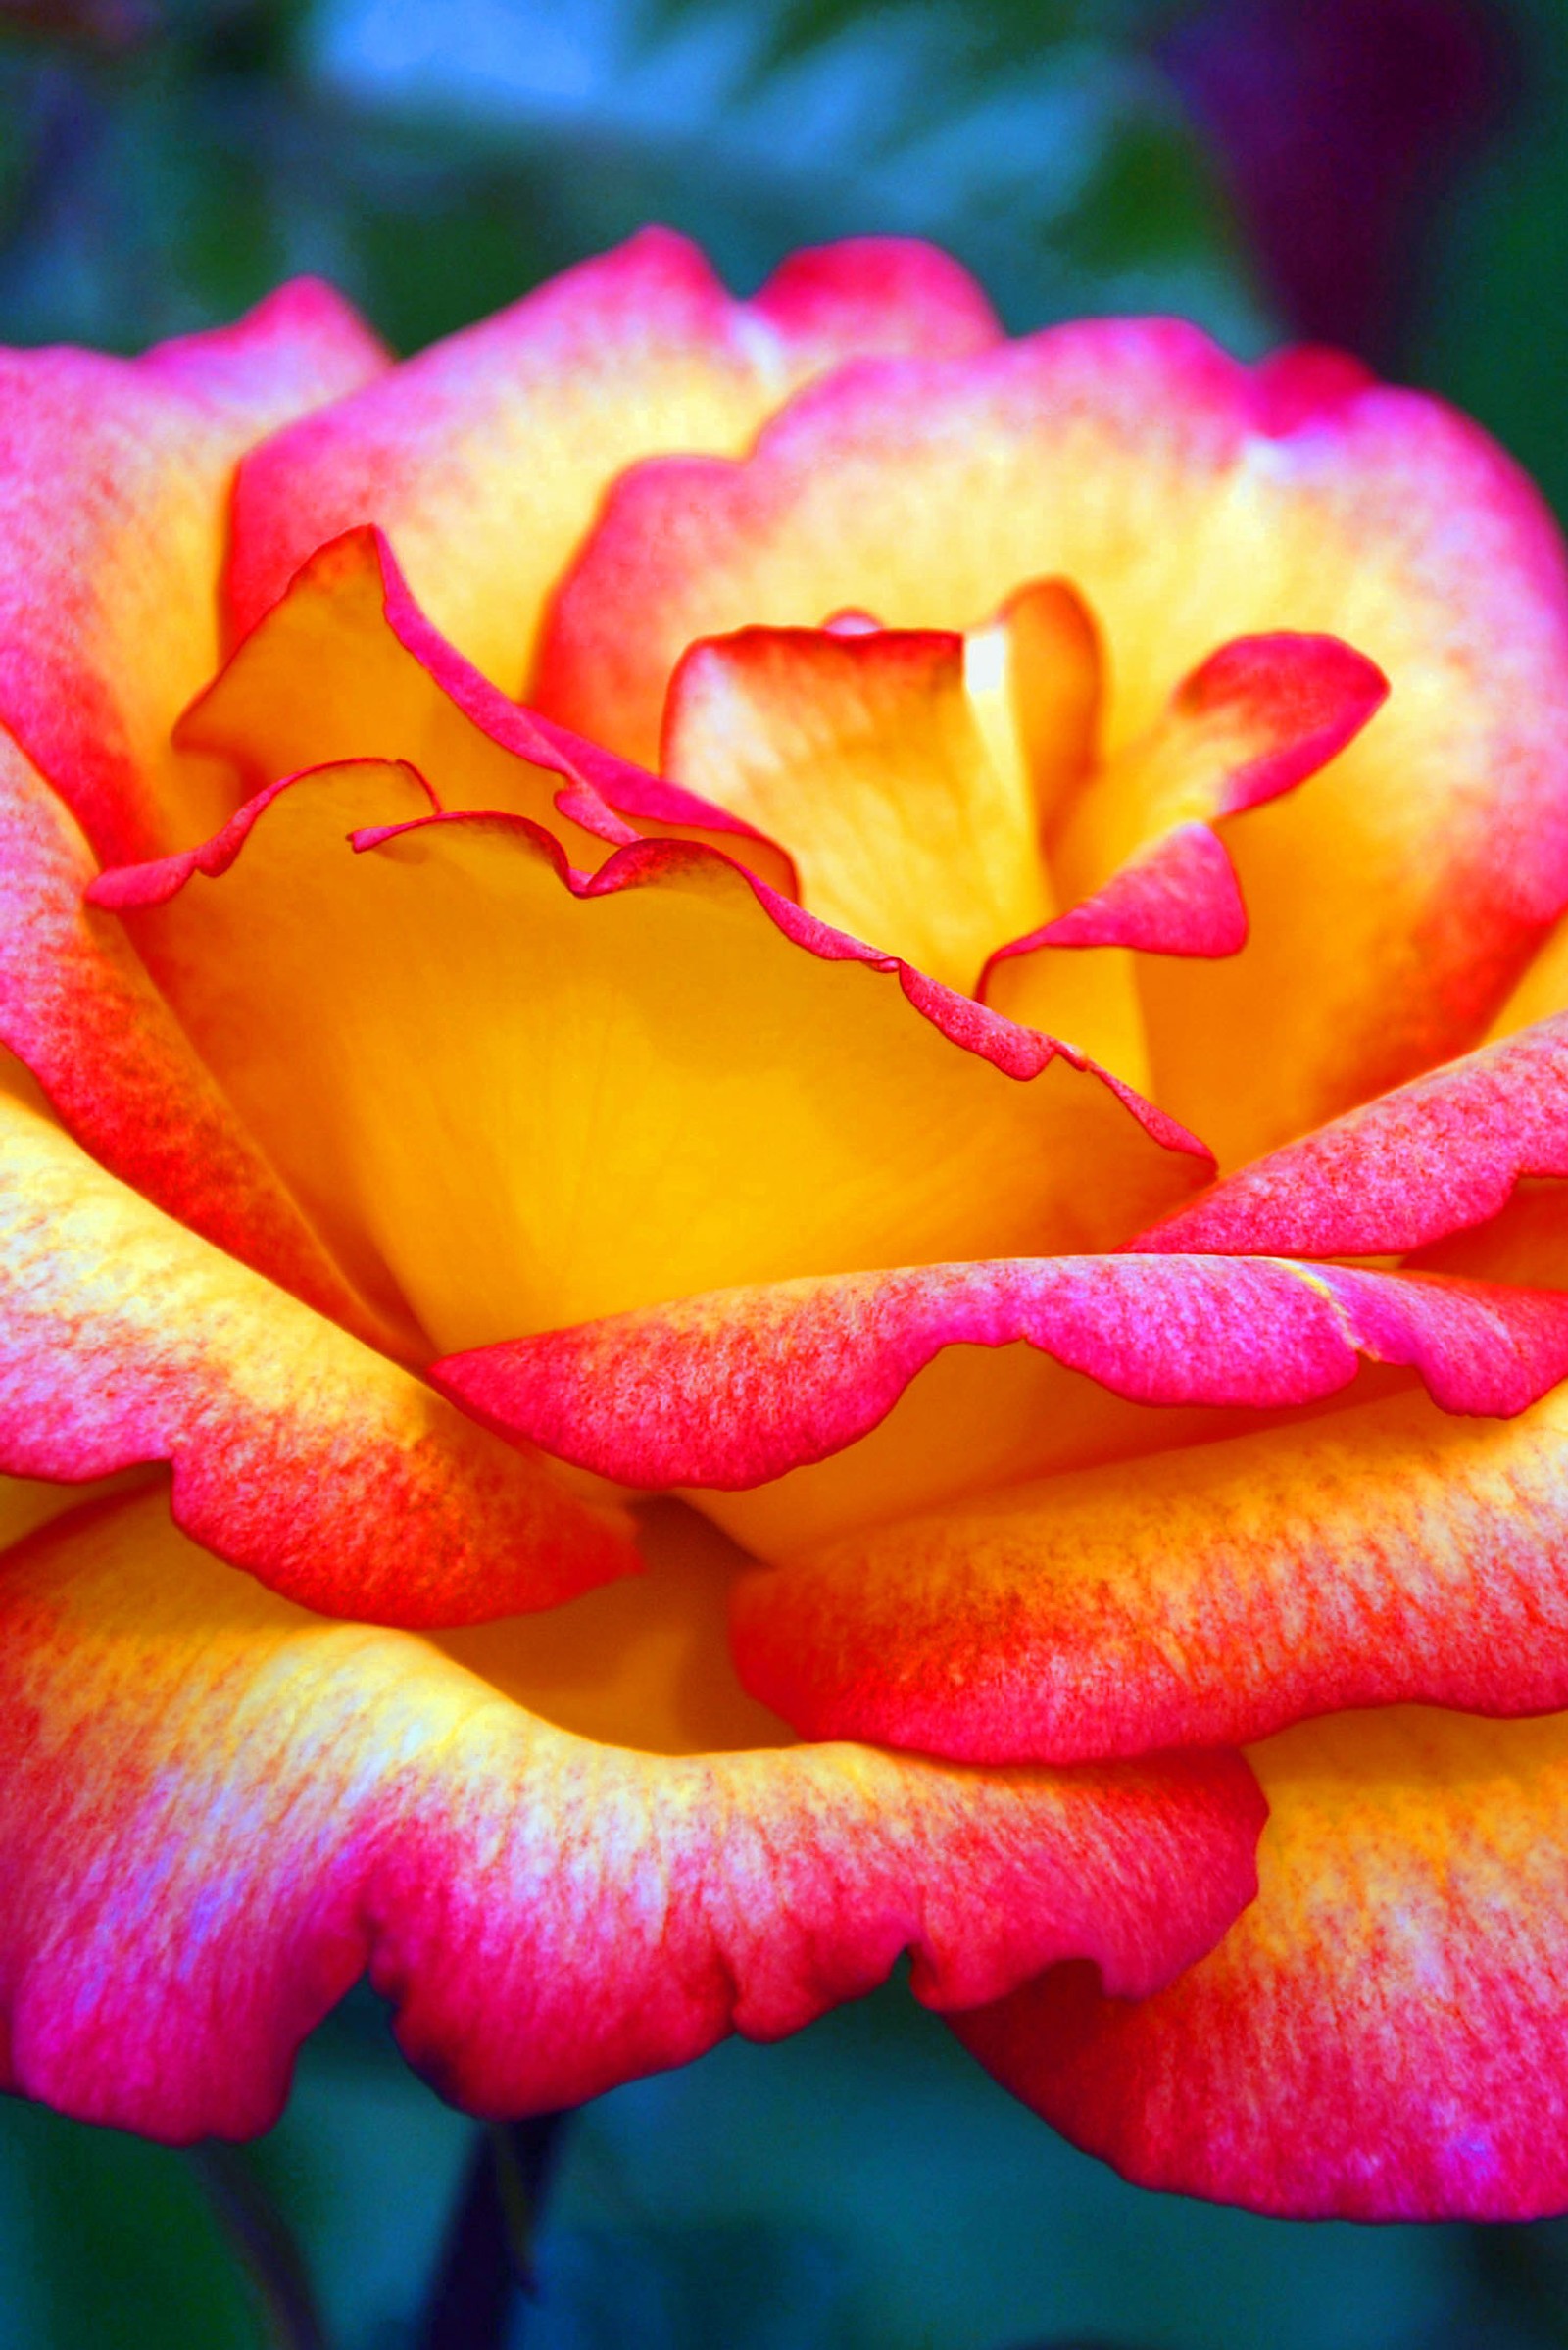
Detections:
[1132, 1013, 1568, 1258]
[0, 1488, 1264, 2141]
[730, 1377, 1568, 1760]
[0, 280, 386, 862]
[0, 725, 395, 1339]
[434, 1255, 1568, 1491]
[986, 631, 1388, 969]
[534, 318, 1568, 1163]
[93, 763, 1209, 1349]
[661, 620, 1046, 990]
[0, 1079, 631, 1623]
[955, 1706, 1568, 2220]
[228, 230, 1001, 691]
[179, 525, 796, 889]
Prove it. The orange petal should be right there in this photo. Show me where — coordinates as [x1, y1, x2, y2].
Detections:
[94, 764, 1207, 1351]
[0, 1487, 1263, 2139]
[984, 577, 1102, 840]
[956, 1706, 1568, 2218]
[729, 1377, 1568, 1759]
[661, 622, 1049, 991]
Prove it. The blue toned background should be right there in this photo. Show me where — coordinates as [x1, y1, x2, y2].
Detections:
[3, 0, 1568, 2342]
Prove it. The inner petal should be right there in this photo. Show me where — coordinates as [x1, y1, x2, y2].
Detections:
[176, 524, 797, 893]
[661, 619, 1053, 993]
[96, 761, 1206, 1353]
[1050, 631, 1388, 910]
[533, 325, 1568, 1162]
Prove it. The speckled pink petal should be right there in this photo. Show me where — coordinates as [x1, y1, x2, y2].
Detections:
[228, 229, 1000, 691]
[1134, 1013, 1568, 1257]
[434, 1254, 1568, 1491]
[0, 1486, 1264, 2141]
[956, 1706, 1568, 2219]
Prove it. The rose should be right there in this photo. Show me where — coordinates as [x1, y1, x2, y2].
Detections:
[3, 228, 1568, 2226]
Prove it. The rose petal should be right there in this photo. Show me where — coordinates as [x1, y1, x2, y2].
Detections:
[661, 622, 1049, 991]
[1132, 1012, 1568, 1258]
[93, 762, 1207, 1351]
[729, 1376, 1568, 1760]
[955, 1706, 1568, 2220]
[435, 1255, 1568, 1490]
[987, 630, 1387, 972]
[535, 319, 1568, 1163]
[0, 1074, 630, 1624]
[1491, 900, 1568, 1037]
[228, 230, 1000, 690]
[179, 525, 795, 889]
[0, 1486, 1264, 2140]
[0, 280, 386, 862]
[0, 725, 391, 1337]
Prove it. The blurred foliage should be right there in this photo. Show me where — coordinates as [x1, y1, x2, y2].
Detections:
[2, 0, 1567, 2342]
[1407, 0, 1568, 523]
[0, 0, 1268, 355]
[13, 1974, 1568, 2350]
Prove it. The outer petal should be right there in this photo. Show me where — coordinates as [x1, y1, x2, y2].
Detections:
[0, 280, 386, 862]
[93, 764, 1207, 1351]
[955, 1706, 1568, 2220]
[0, 1076, 630, 1624]
[535, 322, 1568, 1162]
[227, 230, 1000, 691]
[435, 1256, 1568, 1489]
[0, 725, 394, 1339]
[0, 1488, 1264, 2141]
[730, 1379, 1568, 1761]
[1134, 1013, 1568, 1258]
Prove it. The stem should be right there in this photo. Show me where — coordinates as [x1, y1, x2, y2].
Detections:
[190, 2142, 328, 2350]
[417, 2110, 573, 2350]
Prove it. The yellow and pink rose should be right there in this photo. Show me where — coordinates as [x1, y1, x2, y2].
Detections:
[5, 228, 1568, 2219]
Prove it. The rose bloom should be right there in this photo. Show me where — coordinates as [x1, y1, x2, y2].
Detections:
[6, 229, 1568, 2225]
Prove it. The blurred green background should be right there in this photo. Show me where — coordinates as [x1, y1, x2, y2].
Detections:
[5, 0, 1568, 2342]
